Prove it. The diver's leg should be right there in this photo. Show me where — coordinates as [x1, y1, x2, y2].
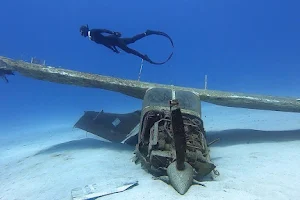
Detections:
[118, 44, 150, 61]
[112, 46, 120, 53]
[122, 32, 148, 45]
[103, 44, 120, 53]
[122, 30, 167, 45]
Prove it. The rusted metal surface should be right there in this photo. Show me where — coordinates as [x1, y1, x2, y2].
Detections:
[135, 94, 216, 194]
[1, 56, 300, 113]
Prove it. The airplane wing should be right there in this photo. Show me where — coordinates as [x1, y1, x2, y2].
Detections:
[1, 56, 300, 113]
[74, 110, 141, 144]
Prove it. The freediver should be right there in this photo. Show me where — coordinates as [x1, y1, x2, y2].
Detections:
[0, 69, 14, 83]
[79, 25, 174, 65]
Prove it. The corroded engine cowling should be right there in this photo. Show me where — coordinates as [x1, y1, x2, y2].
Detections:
[134, 88, 216, 182]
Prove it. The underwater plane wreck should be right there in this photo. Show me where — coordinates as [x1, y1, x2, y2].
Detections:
[1, 55, 300, 195]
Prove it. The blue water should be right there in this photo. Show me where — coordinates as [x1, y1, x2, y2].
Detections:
[1, 1, 300, 199]
[0, 0, 299, 129]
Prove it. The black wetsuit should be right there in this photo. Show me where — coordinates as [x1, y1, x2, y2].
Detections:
[88, 29, 151, 62]
[86, 29, 174, 65]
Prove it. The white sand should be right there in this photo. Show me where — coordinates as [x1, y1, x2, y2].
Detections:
[1, 104, 300, 200]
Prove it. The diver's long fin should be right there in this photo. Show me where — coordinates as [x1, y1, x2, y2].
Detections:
[147, 30, 174, 47]
[145, 30, 174, 65]
[148, 52, 173, 65]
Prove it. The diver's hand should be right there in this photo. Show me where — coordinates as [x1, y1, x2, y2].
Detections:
[113, 32, 122, 37]
[113, 47, 120, 53]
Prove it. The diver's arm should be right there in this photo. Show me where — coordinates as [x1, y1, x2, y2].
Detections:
[93, 29, 115, 34]
[93, 29, 122, 37]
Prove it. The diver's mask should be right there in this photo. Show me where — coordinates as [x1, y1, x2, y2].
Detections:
[80, 25, 89, 37]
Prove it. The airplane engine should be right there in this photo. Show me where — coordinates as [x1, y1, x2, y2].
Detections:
[134, 88, 217, 187]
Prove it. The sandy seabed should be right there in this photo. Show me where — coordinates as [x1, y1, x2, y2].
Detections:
[1, 105, 300, 200]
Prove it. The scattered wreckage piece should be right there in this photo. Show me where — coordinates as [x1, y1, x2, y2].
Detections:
[1, 56, 300, 113]
[71, 180, 138, 200]
[74, 110, 141, 145]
